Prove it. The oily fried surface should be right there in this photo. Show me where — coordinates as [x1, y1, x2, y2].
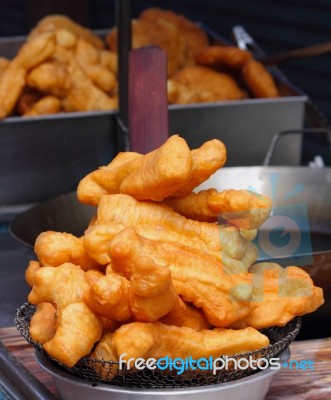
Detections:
[119, 135, 192, 201]
[28, 263, 103, 367]
[232, 263, 324, 329]
[29, 14, 104, 50]
[27, 61, 71, 97]
[106, 19, 185, 76]
[78, 137, 226, 205]
[43, 302, 103, 367]
[97, 321, 270, 362]
[29, 302, 56, 344]
[140, 7, 209, 65]
[109, 227, 253, 327]
[242, 59, 280, 98]
[34, 231, 99, 271]
[173, 66, 244, 102]
[165, 188, 272, 229]
[196, 45, 252, 70]
[24, 95, 61, 116]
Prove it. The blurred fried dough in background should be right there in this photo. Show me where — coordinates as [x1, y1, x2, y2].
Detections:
[106, 19, 186, 77]
[0, 15, 117, 119]
[0, 8, 281, 119]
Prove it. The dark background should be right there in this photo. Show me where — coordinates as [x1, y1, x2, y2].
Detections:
[0, 0, 330, 122]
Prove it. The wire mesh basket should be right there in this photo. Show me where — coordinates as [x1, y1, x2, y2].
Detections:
[15, 303, 301, 388]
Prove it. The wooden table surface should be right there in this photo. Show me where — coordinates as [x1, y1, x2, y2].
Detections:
[0, 327, 330, 400]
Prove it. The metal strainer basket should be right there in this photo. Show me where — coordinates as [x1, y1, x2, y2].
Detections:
[15, 303, 301, 388]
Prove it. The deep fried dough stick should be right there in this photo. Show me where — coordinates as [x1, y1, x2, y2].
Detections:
[78, 138, 226, 205]
[25, 261, 41, 287]
[27, 61, 71, 97]
[171, 140, 227, 197]
[75, 39, 117, 93]
[24, 96, 61, 116]
[242, 59, 280, 98]
[109, 228, 253, 327]
[119, 135, 192, 201]
[196, 46, 252, 70]
[173, 66, 244, 102]
[28, 263, 89, 308]
[61, 59, 118, 112]
[29, 14, 104, 50]
[84, 270, 132, 321]
[44, 302, 103, 367]
[84, 222, 217, 265]
[97, 321, 270, 363]
[35, 231, 99, 271]
[233, 263, 324, 329]
[13, 32, 56, 71]
[0, 65, 26, 119]
[27, 263, 103, 367]
[139, 8, 209, 65]
[129, 256, 178, 321]
[97, 194, 222, 251]
[165, 188, 272, 228]
[77, 152, 143, 206]
[29, 302, 56, 344]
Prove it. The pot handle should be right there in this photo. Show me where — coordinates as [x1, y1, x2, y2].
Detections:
[263, 128, 331, 166]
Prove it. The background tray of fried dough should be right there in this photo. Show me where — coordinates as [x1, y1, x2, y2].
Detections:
[0, 28, 306, 215]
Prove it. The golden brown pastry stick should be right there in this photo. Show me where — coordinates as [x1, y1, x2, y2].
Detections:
[27, 61, 71, 97]
[109, 227, 253, 327]
[17, 89, 42, 115]
[29, 302, 56, 344]
[28, 263, 89, 308]
[97, 194, 222, 252]
[96, 321, 270, 363]
[167, 79, 201, 104]
[24, 96, 61, 116]
[54, 28, 77, 49]
[129, 256, 178, 322]
[139, 8, 209, 65]
[119, 135, 192, 201]
[84, 221, 217, 266]
[232, 263, 324, 329]
[196, 46, 252, 70]
[242, 59, 280, 98]
[0, 65, 26, 119]
[25, 261, 41, 287]
[78, 138, 226, 205]
[172, 66, 244, 102]
[35, 231, 99, 271]
[0, 57, 9, 79]
[100, 50, 118, 75]
[27, 262, 103, 367]
[29, 14, 104, 50]
[13, 32, 56, 71]
[44, 302, 103, 367]
[171, 139, 227, 197]
[75, 39, 117, 93]
[164, 188, 272, 228]
[161, 297, 211, 331]
[77, 152, 143, 206]
[84, 270, 132, 321]
[61, 58, 118, 112]
[107, 19, 185, 76]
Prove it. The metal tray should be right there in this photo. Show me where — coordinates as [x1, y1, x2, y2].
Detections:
[0, 30, 306, 215]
